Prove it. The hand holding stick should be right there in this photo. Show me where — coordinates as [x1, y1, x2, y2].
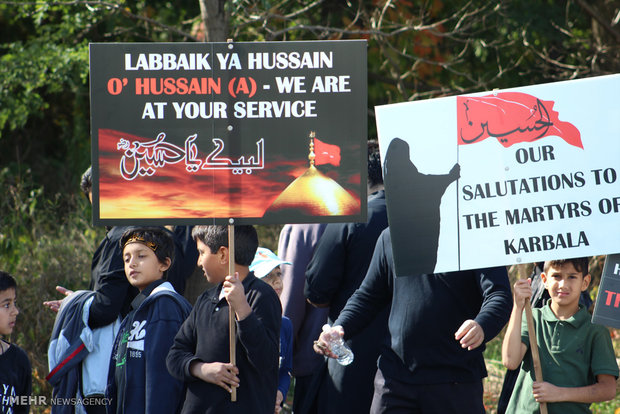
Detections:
[519, 267, 548, 414]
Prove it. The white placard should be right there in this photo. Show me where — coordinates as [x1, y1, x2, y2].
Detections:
[376, 74, 620, 274]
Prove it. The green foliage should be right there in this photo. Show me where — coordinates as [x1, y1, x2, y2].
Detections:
[0, 167, 104, 411]
[591, 398, 620, 414]
[0, 0, 201, 200]
[0, 3, 93, 135]
[0, 41, 87, 134]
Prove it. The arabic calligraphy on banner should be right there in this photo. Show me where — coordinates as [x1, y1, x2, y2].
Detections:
[116, 132, 264, 179]
[90, 41, 367, 225]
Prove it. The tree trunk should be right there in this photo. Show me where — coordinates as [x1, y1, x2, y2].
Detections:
[183, 0, 230, 304]
[198, 0, 229, 42]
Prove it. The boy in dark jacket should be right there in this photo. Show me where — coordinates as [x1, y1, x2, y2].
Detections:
[166, 225, 281, 414]
[107, 227, 192, 414]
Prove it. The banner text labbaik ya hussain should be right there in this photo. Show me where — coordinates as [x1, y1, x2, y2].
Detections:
[90, 41, 367, 225]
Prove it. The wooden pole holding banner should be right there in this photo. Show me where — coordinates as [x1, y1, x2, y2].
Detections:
[524, 292, 547, 414]
[228, 219, 237, 402]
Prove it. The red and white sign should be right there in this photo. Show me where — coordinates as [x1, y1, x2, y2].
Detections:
[376, 74, 620, 275]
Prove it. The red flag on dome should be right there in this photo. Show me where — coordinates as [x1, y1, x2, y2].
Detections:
[314, 137, 341, 166]
[457, 92, 582, 149]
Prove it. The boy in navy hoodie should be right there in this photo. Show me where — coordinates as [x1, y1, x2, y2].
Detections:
[107, 227, 192, 414]
[166, 225, 281, 414]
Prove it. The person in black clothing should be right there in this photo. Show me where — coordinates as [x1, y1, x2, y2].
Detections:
[166, 225, 281, 414]
[42, 167, 136, 413]
[304, 139, 389, 414]
[0, 271, 31, 414]
[315, 229, 512, 413]
[168, 225, 199, 296]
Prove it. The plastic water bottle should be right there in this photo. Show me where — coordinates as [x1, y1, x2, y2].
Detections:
[322, 324, 354, 366]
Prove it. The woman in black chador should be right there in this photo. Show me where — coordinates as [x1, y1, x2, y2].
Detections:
[383, 138, 460, 275]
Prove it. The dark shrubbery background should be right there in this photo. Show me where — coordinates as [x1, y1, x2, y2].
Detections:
[1, 167, 101, 404]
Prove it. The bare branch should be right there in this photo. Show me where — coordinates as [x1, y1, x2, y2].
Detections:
[283, 0, 324, 20]
[574, 0, 620, 43]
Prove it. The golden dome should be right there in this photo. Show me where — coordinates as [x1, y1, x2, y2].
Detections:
[267, 164, 358, 216]
[263, 131, 359, 217]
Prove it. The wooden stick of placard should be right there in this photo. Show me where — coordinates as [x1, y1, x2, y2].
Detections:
[228, 220, 237, 402]
[523, 289, 547, 413]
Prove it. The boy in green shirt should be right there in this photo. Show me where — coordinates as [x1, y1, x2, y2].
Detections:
[502, 257, 618, 413]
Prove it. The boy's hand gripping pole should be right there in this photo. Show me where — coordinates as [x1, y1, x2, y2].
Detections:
[524, 299, 547, 414]
[228, 220, 237, 402]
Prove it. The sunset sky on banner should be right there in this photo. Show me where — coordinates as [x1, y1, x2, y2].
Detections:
[98, 128, 360, 219]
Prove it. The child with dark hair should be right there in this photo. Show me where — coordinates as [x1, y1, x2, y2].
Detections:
[0, 271, 31, 414]
[166, 225, 281, 414]
[502, 257, 618, 413]
[107, 227, 191, 414]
